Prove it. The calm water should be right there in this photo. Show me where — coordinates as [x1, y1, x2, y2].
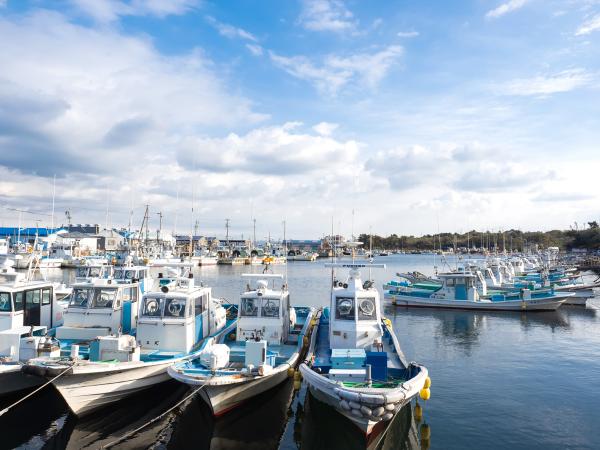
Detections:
[2, 254, 599, 449]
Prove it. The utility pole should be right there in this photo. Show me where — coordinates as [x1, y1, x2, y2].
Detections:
[225, 219, 230, 248]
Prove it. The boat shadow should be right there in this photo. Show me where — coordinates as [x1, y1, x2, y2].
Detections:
[297, 391, 420, 450]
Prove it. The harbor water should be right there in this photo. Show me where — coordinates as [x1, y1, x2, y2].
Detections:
[2, 254, 600, 449]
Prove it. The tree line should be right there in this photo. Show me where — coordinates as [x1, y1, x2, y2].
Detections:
[358, 221, 600, 251]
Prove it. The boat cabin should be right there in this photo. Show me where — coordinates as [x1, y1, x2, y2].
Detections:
[237, 274, 290, 346]
[75, 264, 114, 282]
[328, 264, 384, 350]
[55, 279, 140, 342]
[113, 266, 152, 293]
[0, 262, 65, 330]
[137, 274, 226, 355]
[432, 273, 480, 301]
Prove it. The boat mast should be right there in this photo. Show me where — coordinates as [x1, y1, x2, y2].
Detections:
[51, 174, 56, 231]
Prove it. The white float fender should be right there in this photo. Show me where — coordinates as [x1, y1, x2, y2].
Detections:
[350, 408, 363, 418]
[384, 390, 406, 404]
[371, 406, 385, 417]
[384, 402, 397, 411]
[348, 400, 361, 410]
[335, 388, 361, 403]
[360, 405, 373, 417]
[339, 399, 351, 411]
[358, 392, 386, 406]
[382, 412, 394, 421]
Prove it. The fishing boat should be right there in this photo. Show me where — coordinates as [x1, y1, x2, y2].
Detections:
[386, 272, 573, 310]
[299, 263, 429, 436]
[0, 260, 67, 396]
[24, 270, 232, 416]
[168, 273, 315, 416]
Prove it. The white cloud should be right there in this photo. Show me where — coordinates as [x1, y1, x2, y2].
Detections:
[245, 43, 264, 56]
[497, 69, 593, 96]
[299, 0, 357, 33]
[269, 46, 403, 95]
[485, 0, 528, 20]
[0, 10, 265, 180]
[575, 14, 600, 35]
[313, 122, 338, 136]
[176, 122, 359, 175]
[397, 31, 419, 38]
[205, 16, 258, 42]
[69, 0, 197, 23]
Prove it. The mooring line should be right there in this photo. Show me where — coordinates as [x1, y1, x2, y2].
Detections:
[0, 364, 74, 417]
[100, 378, 210, 449]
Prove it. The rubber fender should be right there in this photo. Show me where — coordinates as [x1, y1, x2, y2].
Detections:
[358, 392, 386, 405]
[350, 408, 363, 418]
[382, 412, 394, 421]
[348, 401, 361, 410]
[339, 400, 351, 411]
[360, 405, 373, 417]
[372, 406, 386, 417]
[337, 389, 361, 403]
[384, 391, 406, 404]
[21, 364, 46, 377]
[384, 402, 397, 411]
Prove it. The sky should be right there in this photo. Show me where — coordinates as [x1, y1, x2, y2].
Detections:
[0, 0, 599, 240]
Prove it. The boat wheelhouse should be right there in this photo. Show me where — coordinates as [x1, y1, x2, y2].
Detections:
[168, 273, 314, 416]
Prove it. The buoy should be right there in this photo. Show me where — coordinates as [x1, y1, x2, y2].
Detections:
[287, 367, 295, 378]
[414, 402, 423, 422]
[419, 388, 431, 401]
[293, 380, 301, 390]
[424, 377, 431, 389]
[420, 423, 431, 440]
[294, 371, 302, 381]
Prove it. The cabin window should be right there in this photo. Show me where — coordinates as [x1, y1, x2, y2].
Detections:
[335, 297, 355, 321]
[89, 267, 101, 277]
[14, 292, 23, 311]
[165, 298, 186, 318]
[142, 297, 163, 317]
[0, 292, 11, 312]
[261, 298, 280, 318]
[114, 269, 124, 279]
[92, 289, 116, 308]
[240, 298, 259, 317]
[194, 296, 203, 314]
[357, 297, 376, 320]
[446, 279, 455, 287]
[76, 267, 88, 277]
[42, 288, 51, 305]
[124, 270, 136, 280]
[70, 288, 91, 308]
[27, 290, 40, 305]
[202, 294, 208, 312]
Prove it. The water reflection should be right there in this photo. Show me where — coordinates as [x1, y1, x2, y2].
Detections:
[298, 392, 420, 450]
[167, 379, 296, 450]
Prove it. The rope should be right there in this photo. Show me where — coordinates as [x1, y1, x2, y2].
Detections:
[0, 363, 74, 417]
[100, 377, 211, 449]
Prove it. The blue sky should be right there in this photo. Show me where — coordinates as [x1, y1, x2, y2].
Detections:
[0, 0, 599, 239]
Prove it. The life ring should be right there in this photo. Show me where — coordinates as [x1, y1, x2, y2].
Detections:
[359, 299, 375, 316]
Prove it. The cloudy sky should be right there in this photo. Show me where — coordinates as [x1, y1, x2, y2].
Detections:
[0, 0, 599, 239]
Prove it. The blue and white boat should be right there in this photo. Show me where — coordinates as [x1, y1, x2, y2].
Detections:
[24, 270, 231, 416]
[386, 271, 573, 310]
[168, 273, 315, 416]
[300, 263, 429, 436]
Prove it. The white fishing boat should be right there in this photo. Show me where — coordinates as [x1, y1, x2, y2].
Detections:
[24, 271, 232, 416]
[0, 260, 67, 396]
[300, 263, 430, 436]
[168, 274, 315, 416]
[386, 272, 573, 310]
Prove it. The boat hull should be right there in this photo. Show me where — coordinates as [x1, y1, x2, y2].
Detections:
[199, 368, 290, 416]
[49, 361, 173, 416]
[388, 294, 567, 311]
[0, 364, 44, 396]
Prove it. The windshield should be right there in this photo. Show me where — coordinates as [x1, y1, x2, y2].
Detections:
[142, 297, 163, 317]
[0, 292, 11, 312]
[114, 269, 124, 279]
[357, 297, 376, 320]
[261, 298, 280, 318]
[91, 289, 117, 308]
[69, 288, 92, 308]
[240, 297, 259, 317]
[164, 298, 186, 318]
[335, 297, 355, 321]
[76, 267, 88, 277]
